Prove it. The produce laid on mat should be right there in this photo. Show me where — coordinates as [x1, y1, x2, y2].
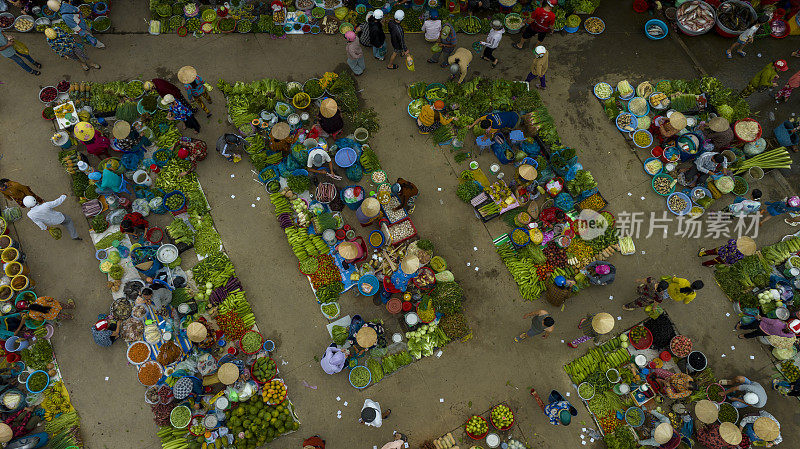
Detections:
[417, 402, 524, 449]
[409, 76, 620, 303]
[0, 218, 87, 446]
[219, 70, 471, 389]
[563, 313, 726, 443]
[146, 0, 604, 36]
[40, 77, 302, 449]
[591, 76, 780, 216]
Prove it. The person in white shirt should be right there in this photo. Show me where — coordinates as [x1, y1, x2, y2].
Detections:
[481, 21, 504, 68]
[306, 148, 339, 180]
[23, 195, 80, 240]
[726, 16, 769, 59]
[421, 10, 441, 43]
[360, 398, 390, 428]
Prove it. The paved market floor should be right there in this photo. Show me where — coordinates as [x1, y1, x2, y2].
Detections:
[1, 2, 799, 448]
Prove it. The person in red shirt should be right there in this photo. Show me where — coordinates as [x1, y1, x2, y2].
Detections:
[514, 0, 556, 49]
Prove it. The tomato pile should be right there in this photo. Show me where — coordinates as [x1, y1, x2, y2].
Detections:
[309, 255, 341, 289]
[216, 310, 249, 340]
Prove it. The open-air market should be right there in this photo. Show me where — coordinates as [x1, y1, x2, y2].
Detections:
[2, 0, 800, 448]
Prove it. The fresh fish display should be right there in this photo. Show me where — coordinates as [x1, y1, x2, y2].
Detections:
[677, 0, 715, 33]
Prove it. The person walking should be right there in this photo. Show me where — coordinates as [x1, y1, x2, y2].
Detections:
[161, 94, 201, 134]
[525, 45, 549, 89]
[568, 312, 614, 348]
[735, 315, 795, 340]
[368, 10, 387, 61]
[380, 432, 408, 449]
[47, 0, 104, 48]
[144, 79, 190, 107]
[216, 133, 246, 162]
[387, 10, 408, 70]
[0, 179, 42, 207]
[23, 194, 81, 240]
[531, 388, 577, 426]
[725, 15, 769, 59]
[698, 236, 756, 267]
[515, 0, 556, 49]
[664, 276, 703, 304]
[359, 399, 390, 428]
[0, 29, 41, 75]
[447, 47, 472, 84]
[727, 189, 763, 216]
[430, 21, 456, 66]
[761, 195, 800, 226]
[344, 30, 365, 76]
[44, 27, 100, 71]
[178, 66, 212, 118]
[622, 277, 669, 311]
[772, 377, 800, 397]
[741, 60, 788, 98]
[481, 20, 504, 68]
[514, 309, 554, 342]
[421, 10, 441, 45]
[775, 68, 800, 103]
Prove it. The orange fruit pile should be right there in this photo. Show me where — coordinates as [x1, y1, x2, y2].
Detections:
[261, 380, 287, 404]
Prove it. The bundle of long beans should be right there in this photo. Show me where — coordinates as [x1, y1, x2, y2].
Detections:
[734, 147, 792, 173]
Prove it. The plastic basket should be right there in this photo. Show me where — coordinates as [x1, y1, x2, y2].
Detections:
[170, 405, 192, 429]
[651, 173, 676, 197]
[349, 365, 371, 389]
[163, 190, 186, 212]
[645, 19, 668, 40]
[627, 97, 650, 117]
[126, 341, 151, 365]
[249, 356, 278, 384]
[25, 370, 50, 394]
[153, 149, 172, 166]
[465, 416, 490, 439]
[593, 82, 613, 100]
[625, 407, 646, 427]
[667, 192, 692, 216]
[320, 302, 340, 319]
[632, 130, 653, 149]
[334, 147, 358, 168]
[238, 330, 264, 355]
[489, 405, 515, 430]
[733, 118, 762, 143]
[615, 113, 638, 133]
[643, 157, 663, 176]
[629, 326, 653, 350]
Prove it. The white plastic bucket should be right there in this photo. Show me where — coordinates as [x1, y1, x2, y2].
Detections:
[133, 170, 152, 187]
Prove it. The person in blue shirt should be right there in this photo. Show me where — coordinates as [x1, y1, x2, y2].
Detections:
[0, 29, 41, 75]
[531, 388, 577, 426]
[471, 111, 520, 139]
[47, 0, 104, 48]
[88, 169, 127, 194]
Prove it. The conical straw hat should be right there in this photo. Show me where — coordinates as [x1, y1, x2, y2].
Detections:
[187, 322, 207, 342]
[654, 422, 674, 444]
[669, 112, 687, 130]
[401, 255, 419, 274]
[356, 326, 377, 347]
[271, 122, 290, 140]
[177, 65, 197, 84]
[754, 416, 779, 441]
[694, 399, 718, 424]
[591, 313, 614, 334]
[719, 422, 742, 445]
[112, 120, 131, 139]
[736, 236, 756, 256]
[519, 164, 538, 181]
[338, 242, 358, 260]
[218, 363, 239, 385]
[361, 197, 380, 216]
[709, 116, 729, 132]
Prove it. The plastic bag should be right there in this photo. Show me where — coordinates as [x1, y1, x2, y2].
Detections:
[48, 227, 62, 240]
[12, 40, 28, 55]
[405, 54, 415, 71]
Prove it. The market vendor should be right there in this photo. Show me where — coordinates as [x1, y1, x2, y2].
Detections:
[216, 133, 246, 162]
[568, 312, 613, 348]
[514, 309, 554, 343]
[417, 100, 452, 134]
[1, 313, 25, 337]
[349, 323, 385, 355]
[698, 236, 756, 267]
[705, 116, 734, 149]
[722, 377, 767, 409]
[735, 316, 795, 340]
[176, 138, 208, 175]
[88, 169, 128, 194]
[728, 189, 762, 216]
[47, 0, 104, 48]
[680, 151, 728, 187]
[773, 376, 800, 398]
[186, 321, 211, 348]
[545, 275, 575, 307]
[584, 262, 615, 286]
[178, 65, 212, 118]
[23, 296, 73, 322]
[471, 111, 520, 139]
[145, 282, 172, 312]
[144, 79, 190, 107]
[303, 435, 326, 449]
[111, 120, 141, 153]
[120, 211, 148, 238]
[91, 316, 119, 347]
[74, 121, 111, 159]
[318, 98, 344, 138]
[531, 388, 577, 426]
[447, 47, 472, 84]
[657, 112, 686, 145]
[392, 178, 418, 211]
[307, 147, 340, 180]
[740, 412, 782, 447]
[320, 343, 346, 375]
[269, 122, 297, 156]
[639, 413, 677, 447]
[649, 368, 696, 399]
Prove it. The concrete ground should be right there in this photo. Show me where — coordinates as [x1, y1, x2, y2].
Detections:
[1, 1, 799, 448]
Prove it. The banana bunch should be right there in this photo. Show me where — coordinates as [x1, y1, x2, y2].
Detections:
[218, 291, 255, 327]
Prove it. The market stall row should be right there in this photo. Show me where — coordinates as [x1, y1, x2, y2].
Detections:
[0, 1, 112, 34]
[406, 76, 626, 303]
[592, 76, 790, 219]
[563, 310, 784, 449]
[0, 213, 86, 449]
[218, 70, 472, 390]
[652, 0, 797, 40]
[714, 234, 800, 404]
[40, 78, 302, 449]
[145, 0, 603, 36]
